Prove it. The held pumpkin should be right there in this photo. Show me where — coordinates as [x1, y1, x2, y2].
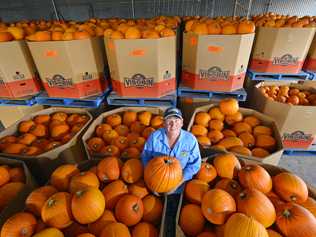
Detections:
[144, 156, 182, 193]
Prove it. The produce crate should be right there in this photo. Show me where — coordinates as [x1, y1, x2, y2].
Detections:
[247, 69, 310, 81]
[0, 94, 38, 106]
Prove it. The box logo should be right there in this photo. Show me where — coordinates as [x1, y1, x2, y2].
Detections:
[13, 72, 25, 80]
[272, 54, 299, 66]
[282, 131, 314, 148]
[82, 72, 93, 81]
[0, 79, 4, 85]
[124, 74, 154, 88]
[163, 71, 172, 80]
[46, 74, 73, 88]
[199, 67, 230, 81]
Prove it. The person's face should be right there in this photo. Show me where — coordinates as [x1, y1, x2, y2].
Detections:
[164, 116, 183, 135]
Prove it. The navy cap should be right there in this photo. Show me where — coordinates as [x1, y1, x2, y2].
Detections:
[163, 107, 183, 120]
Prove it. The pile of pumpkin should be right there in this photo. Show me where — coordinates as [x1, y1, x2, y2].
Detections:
[0, 164, 26, 212]
[179, 152, 316, 237]
[0, 154, 166, 237]
[190, 98, 278, 158]
[259, 85, 316, 106]
[252, 13, 316, 28]
[86, 110, 163, 159]
[184, 16, 255, 35]
[0, 112, 90, 156]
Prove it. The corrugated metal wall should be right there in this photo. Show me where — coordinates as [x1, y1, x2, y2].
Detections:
[0, 0, 316, 22]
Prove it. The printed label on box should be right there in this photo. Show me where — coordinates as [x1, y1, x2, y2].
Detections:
[199, 66, 230, 81]
[272, 54, 299, 66]
[124, 74, 154, 88]
[46, 74, 73, 88]
[282, 131, 314, 149]
[12, 73, 26, 80]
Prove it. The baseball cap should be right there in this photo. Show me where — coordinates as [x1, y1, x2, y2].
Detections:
[163, 107, 183, 120]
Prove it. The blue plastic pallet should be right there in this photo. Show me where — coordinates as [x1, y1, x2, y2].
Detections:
[107, 91, 177, 107]
[177, 85, 247, 101]
[303, 70, 316, 81]
[35, 88, 110, 108]
[247, 70, 310, 81]
[0, 94, 37, 106]
[283, 144, 316, 156]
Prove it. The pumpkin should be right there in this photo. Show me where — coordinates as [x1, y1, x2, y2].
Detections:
[18, 120, 35, 133]
[106, 114, 122, 127]
[229, 146, 252, 156]
[197, 231, 217, 237]
[95, 124, 112, 137]
[3, 143, 27, 154]
[208, 107, 225, 121]
[150, 115, 163, 128]
[195, 162, 217, 183]
[301, 197, 316, 217]
[237, 188, 276, 227]
[33, 228, 64, 237]
[217, 137, 244, 149]
[17, 133, 37, 145]
[130, 121, 146, 134]
[209, 119, 224, 131]
[50, 124, 70, 139]
[121, 147, 141, 160]
[121, 159, 143, 184]
[267, 229, 283, 237]
[30, 124, 47, 137]
[243, 116, 261, 128]
[215, 178, 242, 198]
[100, 145, 120, 157]
[100, 222, 131, 237]
[142, 195, 163, 224]
[0, 166, 10, 186]
[233, 122, 252, 135]
[71, 187, 105, 224]
[213, 153, 241, 179]
[69, 171, 100, 193]
[272, 172, 308, 203]
[238, 164, 272, 194]
[9, 167, 26, 183]
[180, 204, 205, 236]
[25, 185, 58, 216]
[144, 156, 182, 193]
[50, 164, 80, 191]
[0, 182, 25, 211]
[253, 126, 273, 136]
[191, 125, 208, 136]
[132, 222, 158, 237]
[88, 210, 116, 236]
[51, 112, 68, 122]
[112, 136, 129, 151]
[142, 127, 156, 139]
[224, 213, 268, 237]
[252, 148, 270, 158]
[225, 112, 243, 125]
[255, 135, 276, 151]
[275, 203, 316, 237]
[128, 180, 149, 199]
[219, 98, 239, 115]
[62, 222, 89, 237]
[195, 112, 211, 127]
[115, 194, 143, 226]
[102, 180, 128, 209]
[138, 111, 152, 126]
[222, 129, 237, 138]
[97, 157, 121, 182]
[0, 212, 37, 237]
[102, 130, 119, 144]
[207, 130, 224, 143]
[41, 192, 73, 229]
[201, 189, 236, 224]
[184, 179, 209, 204]
[128, 137, 146, 150]
[76, 234, 95, 237]
[238, 132, 255, 148]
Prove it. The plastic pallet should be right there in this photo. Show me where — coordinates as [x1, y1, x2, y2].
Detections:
[247, 69, 310, 81]
[0, 94, 37, 106]
[283, 144, 316, 156]
[303, 70, 316, 80]
[177, 85, 247, 101]
[107, 91, 177, 107]
[35, 89, 110, 108]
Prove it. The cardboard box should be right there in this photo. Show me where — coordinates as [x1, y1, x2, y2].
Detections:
[82, 106, 165, 160]
[303, 34, 316, 72]
[0, 157, 37, 227]
[249, 27, 315, 73]
[104, 36, 176, 98]
[187, 104, 284, 165]
[181, 32, 255, 92]
[0, 40, 41, 98]
[27, 37, 108, 99]
[251, 81, 316, 150]
[0, 107, 92, 184]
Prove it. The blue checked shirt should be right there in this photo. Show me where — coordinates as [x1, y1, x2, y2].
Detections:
[141, 128, 201, 193]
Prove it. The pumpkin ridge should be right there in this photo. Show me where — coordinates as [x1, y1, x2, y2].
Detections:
[145, 161, 167, 190]
[153, 161, 170, 192]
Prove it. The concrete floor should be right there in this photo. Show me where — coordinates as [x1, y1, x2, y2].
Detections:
[279, 155, 316, 186]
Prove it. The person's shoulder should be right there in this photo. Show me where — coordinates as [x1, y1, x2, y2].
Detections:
[181, 129, 198, 141]
[149, 128, 164, 139]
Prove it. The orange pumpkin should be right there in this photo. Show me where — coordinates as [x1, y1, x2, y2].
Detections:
[17, 133, 37, 145]
[0, 166, 10, 187]
[121, 159, 143, 184]
[100, 222, 131, 237]
[142, 127, 155, 139]
[50, 164, 80, 191]
[112, 136, 129, 151]
[114, 125, 129, 137]
[41, 192, 73, 229]
[132, 222, 158, 237]
[222, 129, 237, 138]
[76, 234, 95, 237]
[142, 195, 163, 224]
[233, 122, 252, 135]
[144, 156, 182, 193]
[18, 120, 36, 133]
[237, 188, 276, 227]
[95, 124, 112, 137]
[209, 119, 224, 131]
[62, 222, 89, 237]
[238, 132, 255, 148]
[115, 194, 143, 226]
[100, 145, 120, 157]
[273, 172, 308, 203]
[121, 147, 141, 160]
[238, 164, 272, 194]
[255, 135, 276, 151]
[0, 182, 25, 211]
[128, 180, 149, 199]
[213, 153, 241, 179]
[150, 115, 163, 128]
[0, 212, 37, 237]
[97, 157, 121, 182]
[225, 112, 243, 125]
[244, 116, 261, 127]
[208, 107, 225, 121]
[195, 112, 211, 127]
[3, 143, 27, 154]
[123, 111, 137, 126]
[33, 227, 64, 237]
[106, 114, 122, 127]
[50, 124, 70, 139]
[102, 130, 119, 144]
[88, 209, 116, 236]
[71, 187, 105, 224]
[267, 229, 283, 237]
[9, 167, 26, 183]
[69, 171, 100, 193]
[184, 179, 209, 204]
[25, 185, 58, 217]
[253, 125, 273, 136]
[301, 197, 316, 217]
[252, 147, 270, 158]
[207, 130, 224, 143]
[201, 189, 236, 224]
[229, 146, 252, 156]
[195, 162, 217, 183]
[180, 204, 205, 236]
[191, 125, 208, 136]
[102, 180, 128, 209]
[138, 111, 152, 126]
[128, 136, 146, 150]
[219, 98, 239, 115]
[217, 137, 244, 149]
[215, 178, 242, 198]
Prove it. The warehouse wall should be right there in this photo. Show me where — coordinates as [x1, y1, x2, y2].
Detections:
[0, 0, 316, 22]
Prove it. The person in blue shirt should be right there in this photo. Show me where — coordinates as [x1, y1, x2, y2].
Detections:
[141, 107, 201, 194]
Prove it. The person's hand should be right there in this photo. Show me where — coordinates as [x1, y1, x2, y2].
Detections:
[152, 191, 161, 197]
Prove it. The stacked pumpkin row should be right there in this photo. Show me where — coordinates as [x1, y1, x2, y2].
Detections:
[0, 165, 26, 212]
[179, 152, 316, 237]
[0, 156, 164, 237]
[190, 98, 277, 158]
[259, 85, 316, 106]
[86, 110, 163, 160]
[0, 112, 90, 156]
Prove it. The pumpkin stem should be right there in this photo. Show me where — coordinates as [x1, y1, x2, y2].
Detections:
[20, 228, 28, 235]
[164, 158, 173, 164]
[76, 190, 85, 197]
[239, 192, 246, 199]
[245, 166, 253, 171]
[47, 199, 56, 207]
[133, 204, 139, 212]
[80, 172, 85, 176]
[231, 183, 238, 189]
[282, 209, 291, 218]
[290, 195, 297, 202]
